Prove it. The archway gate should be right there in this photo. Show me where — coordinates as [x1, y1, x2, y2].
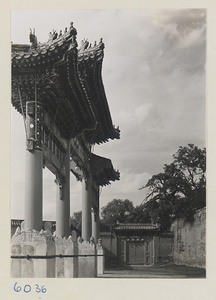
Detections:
[11, 23, 120, 277]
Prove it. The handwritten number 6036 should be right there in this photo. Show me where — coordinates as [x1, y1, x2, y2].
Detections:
[14, 282, 46, 293]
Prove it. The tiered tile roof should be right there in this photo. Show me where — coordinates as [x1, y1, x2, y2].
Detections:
[11, 23, 120, 143]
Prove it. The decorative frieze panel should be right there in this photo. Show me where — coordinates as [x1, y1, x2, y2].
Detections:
[44, 147, 65, 177]
[43, 110, 67, 150]
[70, 136, 91, 175]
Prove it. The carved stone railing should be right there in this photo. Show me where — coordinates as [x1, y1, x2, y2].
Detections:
[11, 223, 104, 278]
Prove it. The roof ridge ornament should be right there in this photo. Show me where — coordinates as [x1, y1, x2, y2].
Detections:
[69, 22, 76, 34]
[78, 37, 104, 54]
[80, 38, 89, 51]
[29, 28, 38, 49]
[47, 22, 77, 45]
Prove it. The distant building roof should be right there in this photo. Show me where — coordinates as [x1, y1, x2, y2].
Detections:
[114, 223, 160, 231]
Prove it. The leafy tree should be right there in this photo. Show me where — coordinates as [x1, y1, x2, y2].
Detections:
[71, 199, 135, 232]
[100, 218, 112, 232]
[70, 210, 114, 233]
[139, 144, 206, 230]
[70, 211, 82, 231]
[128, 205, 152, 224]
[101, 199, 134, 228]
[172, 144, 206, 212]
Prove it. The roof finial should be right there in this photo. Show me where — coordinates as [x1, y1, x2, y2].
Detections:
[29, 28, 38, 49]
[69, 22, 77, 35]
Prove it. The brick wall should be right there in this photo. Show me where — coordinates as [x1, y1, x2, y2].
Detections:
[171, 208, 206, 268]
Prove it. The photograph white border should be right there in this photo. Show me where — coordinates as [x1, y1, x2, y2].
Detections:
[0, 0, 215, 299]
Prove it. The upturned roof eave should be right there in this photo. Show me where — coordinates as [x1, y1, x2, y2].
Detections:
[78, 46, 120, 144]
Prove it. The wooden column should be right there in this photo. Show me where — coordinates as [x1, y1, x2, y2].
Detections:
[56, 141, 70, 237]
[92, 185, 100, 243]
[82, 175, 92, 241]
[25, 149, 43, 231]
[24, 101, 43, 231]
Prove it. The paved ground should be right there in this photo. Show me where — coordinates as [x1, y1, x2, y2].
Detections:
[98, 264, 206, 278]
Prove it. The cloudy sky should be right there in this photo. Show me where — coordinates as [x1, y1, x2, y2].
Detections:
[11, 9, 206, 221]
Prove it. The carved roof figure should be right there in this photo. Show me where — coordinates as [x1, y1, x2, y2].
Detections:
[48, 31, 53, 41]
[53, 30, 58, 40]
[29, 28, 37, 49]
[80, 38, 89, 51]
[70, 22, 74, 30]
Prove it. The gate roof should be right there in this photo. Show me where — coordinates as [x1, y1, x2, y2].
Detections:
[11, 23, 120, 143]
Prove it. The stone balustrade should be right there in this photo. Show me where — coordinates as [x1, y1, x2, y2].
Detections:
[11, 222, 104, 278]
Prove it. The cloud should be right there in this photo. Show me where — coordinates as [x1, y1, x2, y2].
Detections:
[153, 9, 206, 40]
[149, 9, 206, 75]
[113, 103, 163, 141]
